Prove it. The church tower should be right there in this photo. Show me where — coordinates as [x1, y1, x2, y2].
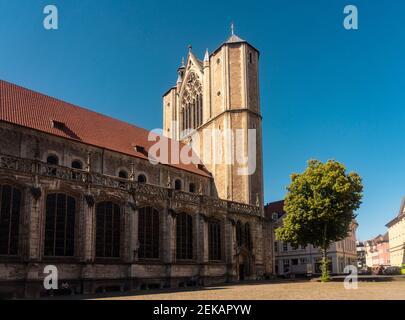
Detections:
[163, 30, 263, 211]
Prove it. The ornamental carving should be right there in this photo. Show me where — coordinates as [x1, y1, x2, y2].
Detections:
[181, 72, 202, 105]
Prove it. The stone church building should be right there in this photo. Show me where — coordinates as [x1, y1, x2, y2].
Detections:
[0, 33, 272, 298]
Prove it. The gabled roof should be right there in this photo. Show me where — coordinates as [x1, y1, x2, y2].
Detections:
[386, 196, 405, 227]
[186, 50, 203, 70]
[0, 80, 211, 177]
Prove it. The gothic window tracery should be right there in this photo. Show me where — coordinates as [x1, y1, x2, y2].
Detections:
[138, 206, 160, 259]
[181, 72, 203, 135]
[44, 193, 76, 257]
[0, 185, 21, 256]
[96, 202, 121, 258]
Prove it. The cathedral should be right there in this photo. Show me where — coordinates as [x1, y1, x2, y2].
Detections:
[0, 32, 272, 298]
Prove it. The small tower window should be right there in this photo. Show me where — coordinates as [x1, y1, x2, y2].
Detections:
[174, 179, 182, 191]
[47, 154, 59, 166]
[249, 52, 253, 64]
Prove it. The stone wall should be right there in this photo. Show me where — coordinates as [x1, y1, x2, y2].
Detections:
[0, 123, 268, 298]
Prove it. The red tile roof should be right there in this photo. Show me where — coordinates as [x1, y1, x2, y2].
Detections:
[0, 80, 211, 177]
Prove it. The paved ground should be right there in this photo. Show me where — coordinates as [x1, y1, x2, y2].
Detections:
[92, 279, 405, 300]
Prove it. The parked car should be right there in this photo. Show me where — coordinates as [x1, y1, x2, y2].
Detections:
[383, 266, 401, 275]
[358, 268, 371, 275]
[401, 264, 405, 275]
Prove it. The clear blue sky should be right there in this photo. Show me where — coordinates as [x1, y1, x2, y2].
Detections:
[0, 0, 404, 241]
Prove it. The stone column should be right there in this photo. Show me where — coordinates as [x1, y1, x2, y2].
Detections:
[129, 206, 139, 263]
[163, 204, 175, 287]
[251, 218, 265, 279]
[163, 202, 177, 264]
[82, 195, 95, 262]
[25, 186, 43, 298]
[81, 194, 96, 295]
[27, 187, 42, 261]
[225, 217, 236, 281]
[123, 202, 137, 263]
[197, 213, 208, 264]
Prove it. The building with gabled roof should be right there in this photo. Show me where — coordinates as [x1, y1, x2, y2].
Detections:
[386, 198, 405, 268]
[0, 31, 269, 298]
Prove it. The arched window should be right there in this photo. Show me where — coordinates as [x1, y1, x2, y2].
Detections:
[0, 185, 21, 256]
[236, 221, 243, 247]
[118, 170, 128, 179]
[174, 179, 182, 191]
[71, 160, 83, 180]
[44, 193, 76, 257]
[180, 72, 203, 134]
[47, 154, 59, 165]
[189, 183, 196, 193]
[46, 155, 59, 176]
[245, 223, 252, 250]
[137, 174, 147, 184]
[138, 207, 159, 259]
[208, 219, 222, 261]
[71, 160, 83, 170]
[176, 213, 193, 260]
[96, 202, 121, 258]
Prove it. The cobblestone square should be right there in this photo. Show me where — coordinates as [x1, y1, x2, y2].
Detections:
[96, 280, 405, 300]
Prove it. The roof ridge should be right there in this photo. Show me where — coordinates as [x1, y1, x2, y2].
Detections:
[0, 79, 151, 134]
[0, 79, 211, 177]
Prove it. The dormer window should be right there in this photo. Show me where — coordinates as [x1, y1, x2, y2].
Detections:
[135, 145, 146, 154]
[51, 120, 66, 130]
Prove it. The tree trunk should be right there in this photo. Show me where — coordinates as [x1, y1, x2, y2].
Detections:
[320, 224, 331, 282]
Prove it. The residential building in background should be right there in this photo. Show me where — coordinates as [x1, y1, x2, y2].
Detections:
[356, 241, 367, 270]
[265, 201, 358, 276]
[356, 241, 366, 271]
[386, 198, 405, 268]
[364, 234, 390, 269]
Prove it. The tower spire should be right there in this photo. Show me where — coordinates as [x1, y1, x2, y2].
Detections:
[231, 22, 234, 36]
[204, 48, 209, 62]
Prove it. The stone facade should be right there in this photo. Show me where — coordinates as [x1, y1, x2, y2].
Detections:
[386, 199, 405, 268]
[0, 34, 270, 298]
[162, 35, 264, 208]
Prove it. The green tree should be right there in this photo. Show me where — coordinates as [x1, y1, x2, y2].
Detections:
[276, 160, 363, 282]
